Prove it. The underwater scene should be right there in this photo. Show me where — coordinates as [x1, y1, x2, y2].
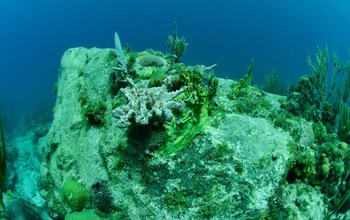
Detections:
[1, 1, 350, 219]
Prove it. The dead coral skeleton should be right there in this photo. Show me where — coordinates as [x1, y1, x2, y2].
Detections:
[112, 78, 187, 128]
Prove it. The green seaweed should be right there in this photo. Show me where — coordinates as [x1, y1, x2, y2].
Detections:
[262, 69, 287, 95]
[328, 190, 350, 219]
[156, 66, 218, 156]
[82, 99, 107, 126]
[232, 59, 254, 97]
[212, 142, 230, 159]
[126, 51, 137, 73]
[158, 101, 209, 156]
[306, 45, 329, 104]
[338, 102, 350, 143]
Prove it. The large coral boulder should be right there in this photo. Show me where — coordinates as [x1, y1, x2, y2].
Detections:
[41, 47, 298, 219]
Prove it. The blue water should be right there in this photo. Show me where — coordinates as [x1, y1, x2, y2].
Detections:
[1, 0, 350, 129]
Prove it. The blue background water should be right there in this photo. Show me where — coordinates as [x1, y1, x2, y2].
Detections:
[1, 0, 350, 130]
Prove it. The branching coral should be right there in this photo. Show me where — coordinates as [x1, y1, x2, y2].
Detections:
[112, 78, 187, 128]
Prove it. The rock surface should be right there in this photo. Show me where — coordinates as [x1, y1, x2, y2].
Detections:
[39, 47, 321, 219]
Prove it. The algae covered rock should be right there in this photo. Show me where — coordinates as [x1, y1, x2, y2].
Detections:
[40, 46, 315, 219]
[279, 182, 324, 220]
[40, 47, 120, 216]
[143, 111, 293, 218]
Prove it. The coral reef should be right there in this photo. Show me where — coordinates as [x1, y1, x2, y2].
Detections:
[39, 46, 295, 219]
[276, 182, 325, 219]
[287, 76, 320, 121]
[138, 54, 165, 67]
[282, 46, 350, 218]
[157, 66, 218, 156]
[112, 77, 187, 127]
[35, 39, 350, 219]
[62, 179, 91, 211]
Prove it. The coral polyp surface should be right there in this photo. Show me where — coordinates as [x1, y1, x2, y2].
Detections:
[112, 78, 187, 127]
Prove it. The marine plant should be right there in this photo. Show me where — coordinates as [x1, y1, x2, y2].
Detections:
[306, 45, 329, 104]
[286, 137, 350, 216]
[338, 101, 350, 143]
[159, 99, 209, 156]
[285, 47, 350, 215]
[230, 59, 274, 118]
[126, 51, 137, 73]
[327, 190, 350, 219]
[147, 69, 168, 88]
[90, 181, 113, 212]
[262, 69, 287, 95]
[180, 66, 218, 105]
[168, 35, 187, 63]
[157, 66, 218, 156]
[286, 46, 350, 143]
[212, 142, 230, 159]
[284, 47, 350, 217]
[0, 115, 7, 215]
[82, 99, 107, 126]
[232, 59, 254, 97]
[323, 51, 350, 116]
[168, 22, 188, 64]
[112, 63, 218, 157]
[287, 76, 320, 122]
